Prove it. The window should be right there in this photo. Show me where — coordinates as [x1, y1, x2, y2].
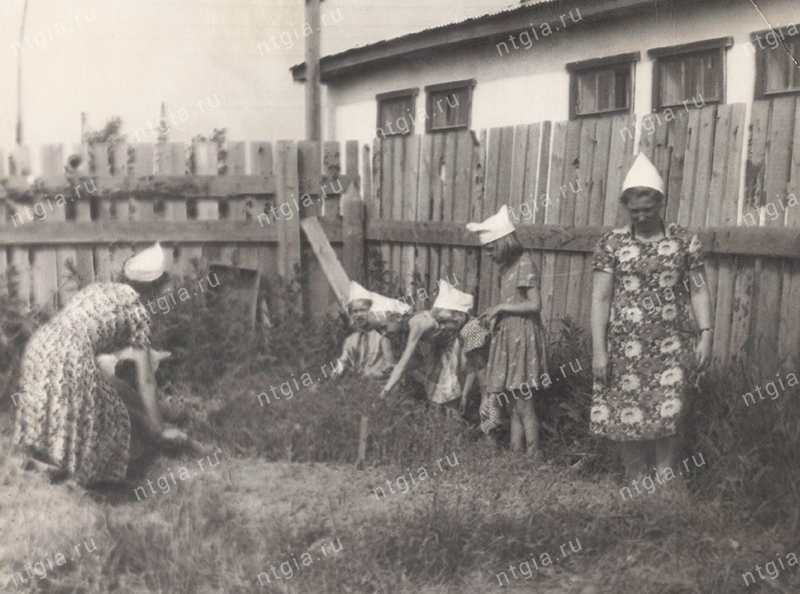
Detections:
[650, 37, 731, 110]
[377, 88, 418, 137]
[753, 27, 800, 98]
[567, 53, 638, 119]
[425, 79, 475, 132]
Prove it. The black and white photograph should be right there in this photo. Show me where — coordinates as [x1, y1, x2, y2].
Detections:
[1, 0, 799, 592]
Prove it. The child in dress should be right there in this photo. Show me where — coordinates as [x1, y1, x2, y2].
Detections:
[467, 205, 548, 456]
[379, 280, 473, 416]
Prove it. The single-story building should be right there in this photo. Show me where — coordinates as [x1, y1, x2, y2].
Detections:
[292, 0, 799, 147]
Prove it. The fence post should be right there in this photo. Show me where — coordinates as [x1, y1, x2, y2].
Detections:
[341, 180, 364, 283]
[275, 140, 302, 317]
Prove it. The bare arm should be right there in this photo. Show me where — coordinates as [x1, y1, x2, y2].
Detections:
[381, 314, 434, 396]
[690, 266, 713, 370]
[591, 270, 614, 383]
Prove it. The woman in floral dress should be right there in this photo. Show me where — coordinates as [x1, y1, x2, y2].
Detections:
[13, 243, 182, 486]
[590, 154, 712, 483]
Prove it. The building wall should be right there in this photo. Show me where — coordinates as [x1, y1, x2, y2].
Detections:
[325, 0, 797, 147]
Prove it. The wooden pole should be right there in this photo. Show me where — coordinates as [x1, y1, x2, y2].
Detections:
[305, 0, 322, 141]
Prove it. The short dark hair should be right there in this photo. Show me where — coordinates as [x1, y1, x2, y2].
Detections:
[620, 186, 665, 206]
[126, 272, 170, 302]
[492, 231, 524, 268]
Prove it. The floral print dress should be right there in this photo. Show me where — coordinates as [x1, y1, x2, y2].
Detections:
[13, 283, 152, 485]
[590, 223, 704, 441]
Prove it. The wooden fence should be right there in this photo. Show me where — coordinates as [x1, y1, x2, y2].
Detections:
[365, 100, 800, 379]
[2, 98, 800, 379]
[0, 138, 361, 321]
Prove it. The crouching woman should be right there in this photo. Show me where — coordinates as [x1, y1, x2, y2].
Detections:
[13, 242, 191, 486]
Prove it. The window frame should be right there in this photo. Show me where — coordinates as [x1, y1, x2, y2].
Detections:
[567, 52, 639, 120]
[649, 37, 732, 111]
[752, 27, 800, 99]
[376, 88, 419, 137]
[424, 79, 476, 133]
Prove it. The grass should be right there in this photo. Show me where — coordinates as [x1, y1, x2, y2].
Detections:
[2, 274, 800, 592]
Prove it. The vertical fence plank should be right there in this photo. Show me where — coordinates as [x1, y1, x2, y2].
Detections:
[323, 140, 342, 218]
[440, 133, 458, 285]
[722, 105, 747, 226]
[664, 112, 690, 225]
[342, 177, 365, 285]
[158, 142, 187, 278]
[689, 106, 718, 227]
[429, 134, 445, 291]
[379, 136, 394, 284]
[402, 135, 421, 295]
[729, 256, 756, 375]
[707, 105, 733, 227]
[466, 130, 486, 300]
[570, 119, 596, 328]
[589, 118, 612, 227]
[510, 124, 530, 216]
[91, 142, 113, 281]
[275, 141, 302, 317]
[551, 120, 581, 330]
[452, 131, 473, 292]
[222, 141, 247, 268]
[30, 145, 62, 310]
[390, 137, 405, 285]
[605, 115, 633, 226]
[414, 135, 433, 297]
[110, 142, 134, 281]
[72, 142, 95, 287]
[541, 122, 567, 328]
[779, 97, 800, 372]
[251, 141, 278, 314]
[479, 127, 502, 311]
[764, 97, 796, 227]
[299, 139, 329, 316]
[677, 108, 702, 227]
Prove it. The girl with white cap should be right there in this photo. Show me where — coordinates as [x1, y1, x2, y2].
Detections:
[379, 280, 473, 414]
[590, 153, 712, 488]
[467, 205, 548, 456]
[13, 242, 190, 486]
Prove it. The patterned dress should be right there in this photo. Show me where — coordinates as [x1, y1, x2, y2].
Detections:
[480, 252, 548, 434]
[486, 252, 548, 393]
[590, 223, 704, 441]
[13, 283, 152, 485]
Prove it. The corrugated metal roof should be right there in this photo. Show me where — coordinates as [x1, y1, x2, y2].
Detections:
[292, 0, 582, 73]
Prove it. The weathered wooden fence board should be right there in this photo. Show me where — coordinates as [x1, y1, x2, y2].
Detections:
[3, 111, 800, 374]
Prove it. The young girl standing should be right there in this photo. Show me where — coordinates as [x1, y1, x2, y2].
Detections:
[467, 205, 548, 456]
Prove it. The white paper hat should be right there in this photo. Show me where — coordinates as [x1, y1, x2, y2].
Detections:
[623, 153, 665, 194]
[124, 242, 165, 282]
[433, 279, 474, 314]
[348, 281, 373, 304]
[368, 291, 412, 318]
[466, 204, 516, 245]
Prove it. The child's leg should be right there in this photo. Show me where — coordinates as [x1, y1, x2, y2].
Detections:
[515, 398, 539, 455]
[510, 403, 524, 451]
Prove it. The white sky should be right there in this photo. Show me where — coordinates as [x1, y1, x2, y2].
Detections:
[0, 0, 507, 149]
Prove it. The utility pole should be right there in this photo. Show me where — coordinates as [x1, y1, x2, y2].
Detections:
[17, 0, 31, 144]
[305, 0, 321, 141]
